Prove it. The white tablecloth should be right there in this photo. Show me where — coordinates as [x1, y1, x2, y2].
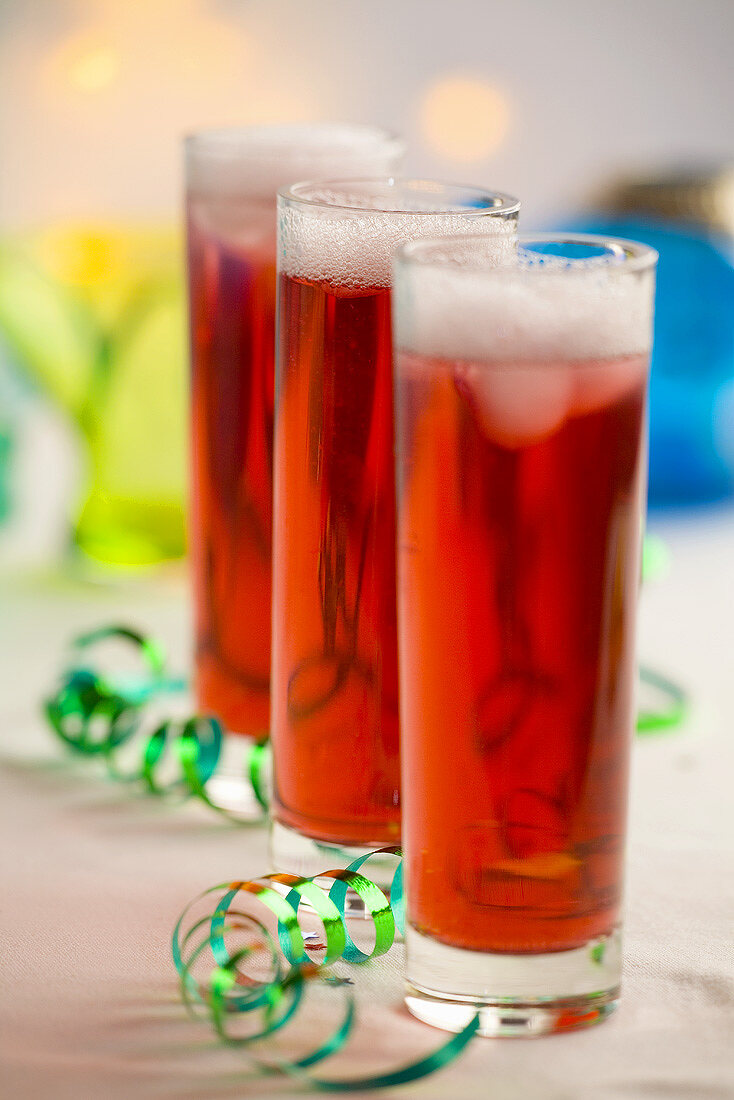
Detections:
[2, 510, 733, 1099]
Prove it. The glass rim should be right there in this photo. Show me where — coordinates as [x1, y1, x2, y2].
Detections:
[396, 231, 658, 274]
[278, 177, 521, 217]
[184, 123, 405, 162]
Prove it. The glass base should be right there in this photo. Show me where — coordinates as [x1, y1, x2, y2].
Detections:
[269, 820, 399, 917]
[405, 923, 621, 1037]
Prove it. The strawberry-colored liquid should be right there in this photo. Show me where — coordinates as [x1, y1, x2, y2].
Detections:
[271, 273, 400, 845]
[397, 351, 648, 953]
[187, 201, 275, 740]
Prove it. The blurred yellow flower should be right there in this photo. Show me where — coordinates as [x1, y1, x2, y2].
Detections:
[24, 222, 183, 328]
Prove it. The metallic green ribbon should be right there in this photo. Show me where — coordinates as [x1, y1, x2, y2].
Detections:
[43, 624, 269, 819]
[172, 849, 478, 1090]
[637, 664, 688, 734]
[43, 623, 690, 1087]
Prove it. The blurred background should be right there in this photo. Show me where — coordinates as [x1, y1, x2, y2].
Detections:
[0, 0, 732, 571]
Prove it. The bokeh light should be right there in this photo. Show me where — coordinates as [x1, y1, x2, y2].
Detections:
[420, 75, 510, 162]
[44, 33, 122, 97]
[68, 46, 120, 94]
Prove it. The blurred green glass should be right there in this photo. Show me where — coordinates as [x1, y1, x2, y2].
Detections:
[0, 420, 11, 525]
[0, 223, 187, 566]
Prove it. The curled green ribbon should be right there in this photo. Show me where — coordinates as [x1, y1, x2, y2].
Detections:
[637, 664, 688, 734]
[172, 849, 477, 1090]
[43, 624, 269, 819]
[42, 623, 690, 1086]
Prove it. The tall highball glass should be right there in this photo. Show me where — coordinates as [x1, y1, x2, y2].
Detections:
[393, 234, 657, 1034]
[185, 126, 404, 790]
[271, 180, 519, 877]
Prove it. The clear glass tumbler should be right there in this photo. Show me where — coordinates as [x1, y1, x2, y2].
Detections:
[393, 234, 657, 1034]
[185, 126, 404, 798]
[271, 180, 519, 878]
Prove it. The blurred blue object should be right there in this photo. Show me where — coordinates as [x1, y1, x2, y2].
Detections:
[556, 215, 734, 506]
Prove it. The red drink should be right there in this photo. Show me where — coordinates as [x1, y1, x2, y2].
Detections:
[271, 273, 400, 844]
[185, 127, 404, 745]
[270, 181, 518, 866]
[396, 235, 656, 1036]
[397, 350, 648, 953]
[188, 200, 275, 739]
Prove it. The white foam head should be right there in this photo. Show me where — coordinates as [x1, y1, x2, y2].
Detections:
[278, 180, 520, 289]
[394, 235, 657, 361]
[185, 124, 404, 200]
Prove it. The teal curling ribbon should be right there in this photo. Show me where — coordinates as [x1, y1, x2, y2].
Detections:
[637, 664, 688, 734]
[172, 849, 478, 1090]
[43, 624, 269, 818]
[41, 625, 689, 1084]
[636, 536, 689, 732]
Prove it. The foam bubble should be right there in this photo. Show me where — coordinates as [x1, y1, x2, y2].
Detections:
[279, 184, 518, 288]
[457, 361, 574, 448]
[572, 354, 648, 415]
[454, 355, 648, 448]
[395, 258, 655, 361]
[186, 124, 403, 200]
[187, 193, 275, 256]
